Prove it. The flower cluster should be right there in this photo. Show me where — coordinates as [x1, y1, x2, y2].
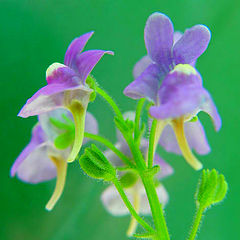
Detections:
[10, 11, 225, 240]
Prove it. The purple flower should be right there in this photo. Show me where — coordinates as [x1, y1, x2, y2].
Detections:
[101, 112, 173, 235]
[124, 12, 210, 102]
[123, 12, 220, 170]
[150, 64, 221, 170]
[11, 109, 98, 210]
[18, 32, 113, 163]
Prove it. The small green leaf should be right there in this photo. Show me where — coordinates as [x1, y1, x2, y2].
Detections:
[119, 171, 138, 188]
[114, 116, 129, 133]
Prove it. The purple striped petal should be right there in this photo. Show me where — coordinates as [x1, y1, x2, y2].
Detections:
[159, 120, 210, 155]
[144, 12, 174, 70]
[173, 25, 211, 65]
[15, 143, 56, 184]
[46, 63, 80, 86]
[74, 50, 114, 83]
[124, 63, 162, 102]
[18, 84, 92, 118]
[173, 31, 183, 44]
[10, 124, 47, 177]
[64, 32, 94, 68]
[133, 55, 152, 79]
[154, 154, 174, 179]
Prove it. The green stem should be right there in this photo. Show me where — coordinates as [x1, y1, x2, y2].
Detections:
[84, 132, 135, 168]
[188, 207, 204, 240]
[96, 86, 124, 120]
[148, 119, 157, 168]
[112, 177, 155, 234]
[125, 135, 146, 170]
[141, 175, 170, 240]
[134, 99, 145, 142]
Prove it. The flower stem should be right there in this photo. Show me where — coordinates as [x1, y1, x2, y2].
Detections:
[141, 175, 170, 240]
[96, 86, 124, 120]
[112, 177, 155, 234]
[148, 120, 166, 168]
[134, 99, 145, 142]
[187, 207, 204, 240]
[84, 132, 135, 168]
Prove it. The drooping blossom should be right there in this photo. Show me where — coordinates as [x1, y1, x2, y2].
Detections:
[11, 109, 98, 210]
[101, 112, 173, 236]
[124, 12, 220, 170]
[18, 32, 113, 163]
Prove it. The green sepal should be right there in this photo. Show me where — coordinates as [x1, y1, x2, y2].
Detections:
[86, 75, 97, 102]
[119, 171, 139, 188]
[79, 144, 116, 181]
[196, 169, 228, 209]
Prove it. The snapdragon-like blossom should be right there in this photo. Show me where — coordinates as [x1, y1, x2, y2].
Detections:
[124, 12, 221, 170]
[18, 32, 113, 163]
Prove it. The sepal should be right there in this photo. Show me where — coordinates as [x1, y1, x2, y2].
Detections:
[79, 144, 116, 181]
[196, 169, 228, 209]
[86, 75, 97, 102]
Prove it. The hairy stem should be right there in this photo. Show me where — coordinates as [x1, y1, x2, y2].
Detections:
[141, 175, 170, 240]
[113, 178, 155, 234]
[188, 207, 204, 240]
[134, 99, 145, 142]
[96, 86, 124, 120]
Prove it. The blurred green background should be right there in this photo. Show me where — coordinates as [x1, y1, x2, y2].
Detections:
[1, 0, 239, 239]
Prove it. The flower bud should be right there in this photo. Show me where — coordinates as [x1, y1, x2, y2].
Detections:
[79, 144, 116, 181]
[196, 169, 228, 209]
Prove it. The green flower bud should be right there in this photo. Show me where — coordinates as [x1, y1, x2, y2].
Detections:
[79, 144, 116, 181]
[196, 169, 228, 209]
[119, 171, 139, 188]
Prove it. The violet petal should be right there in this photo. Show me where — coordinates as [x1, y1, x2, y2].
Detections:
[144, 12, 174, 70]
[173, 25, 211, 65]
